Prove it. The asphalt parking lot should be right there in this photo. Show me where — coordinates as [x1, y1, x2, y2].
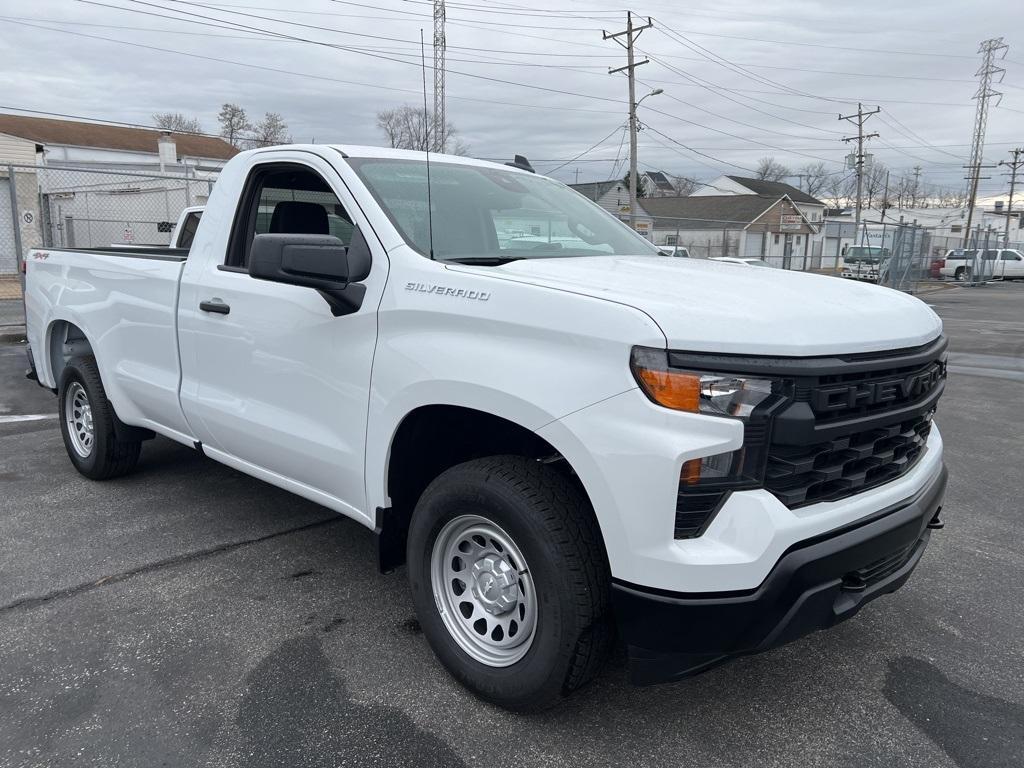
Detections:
[1, 283, 1022, 768]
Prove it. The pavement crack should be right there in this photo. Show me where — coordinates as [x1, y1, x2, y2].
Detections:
[0, 517, 343, 616]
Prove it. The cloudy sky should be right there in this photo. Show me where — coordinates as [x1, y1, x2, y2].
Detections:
[1, 0, 1022, 195]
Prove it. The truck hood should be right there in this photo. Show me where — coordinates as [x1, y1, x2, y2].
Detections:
[449, 255, 943, 356]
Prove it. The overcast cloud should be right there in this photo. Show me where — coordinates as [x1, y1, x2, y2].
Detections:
[0, 0, 1021, 195]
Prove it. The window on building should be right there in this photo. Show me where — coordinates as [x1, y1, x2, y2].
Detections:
[665, 235, 678, 245]
[796, 235, 802, 245]
[773, 234, 780, 245]
[951, 224, 962, 233]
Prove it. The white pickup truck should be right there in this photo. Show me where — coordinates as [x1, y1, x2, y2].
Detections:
[22, 145, 948, 711]
[938, 248, 1024, 281]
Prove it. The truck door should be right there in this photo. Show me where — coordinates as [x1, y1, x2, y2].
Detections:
[1000, 250, 1024, 278]
[177, 154, 386, 522]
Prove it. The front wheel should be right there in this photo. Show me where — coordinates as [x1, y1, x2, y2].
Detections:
[58, 356, 141, 480]
[407, 456, 611, 711]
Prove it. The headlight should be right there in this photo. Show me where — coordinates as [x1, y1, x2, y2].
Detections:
[630, 347, 792, 536]
[630, 347, 779, 419]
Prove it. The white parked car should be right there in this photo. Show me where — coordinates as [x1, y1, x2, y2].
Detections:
[709, 256, 773, 267]
[23, 144, 948, 711]
[660, 246, 690, 258]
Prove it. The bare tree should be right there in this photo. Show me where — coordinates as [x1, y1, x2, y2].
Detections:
[249, 112, 291, 148]
[152, 112, 203, 134]
[755, 156, 790, 182]
[796, 162, 829, 198]
[669, 174, 700, 196]
[218, 103, 252, 148]
[863, 162, 889, 210]
[376, 105, 468, 154]
[824, 173, 854, 210]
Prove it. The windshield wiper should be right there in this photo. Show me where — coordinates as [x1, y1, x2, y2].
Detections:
[440, 256, 525, 266]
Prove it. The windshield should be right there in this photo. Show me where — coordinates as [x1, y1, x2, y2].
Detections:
[347, 157, 660, 262]
[845, 246, 889, 264]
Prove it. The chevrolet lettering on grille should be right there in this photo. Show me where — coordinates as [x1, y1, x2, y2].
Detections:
[811, 361, 946, 413]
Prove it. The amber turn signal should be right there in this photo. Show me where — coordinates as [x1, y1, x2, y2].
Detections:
[634, 366, 701, 412]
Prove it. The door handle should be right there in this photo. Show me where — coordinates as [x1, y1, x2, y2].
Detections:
[199, 299, 231, 315]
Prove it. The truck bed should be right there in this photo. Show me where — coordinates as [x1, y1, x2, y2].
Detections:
[39, 246, 190, 262]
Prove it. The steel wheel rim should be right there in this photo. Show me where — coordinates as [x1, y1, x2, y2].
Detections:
[430, 514, 538, 667]
[64, 381, 95, 458]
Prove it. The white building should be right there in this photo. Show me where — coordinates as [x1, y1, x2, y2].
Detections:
[0, 114, 237, 257]
[642, 194, 819, 266]
[691, 175, 827, 225]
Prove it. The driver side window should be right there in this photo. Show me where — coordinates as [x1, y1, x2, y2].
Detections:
[227, 164, 354, 268]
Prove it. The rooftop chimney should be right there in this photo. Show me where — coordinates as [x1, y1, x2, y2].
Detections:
[158, 131, 177, 172]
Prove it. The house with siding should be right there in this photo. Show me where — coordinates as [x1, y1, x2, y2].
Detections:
[641, 194, 818, 267]
[569, 179, 655, 239]
[0, 114, 238, 259]
[691, 175, 827, 225]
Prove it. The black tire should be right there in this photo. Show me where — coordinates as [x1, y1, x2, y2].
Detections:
[407, 455, 611, 712]
[58, 356, 141, 480]
[955, 266, 968, 281]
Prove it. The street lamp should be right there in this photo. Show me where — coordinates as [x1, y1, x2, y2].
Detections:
[629, 88, 663, 232]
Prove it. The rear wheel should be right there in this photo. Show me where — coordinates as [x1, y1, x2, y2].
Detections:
[58, 356, 141, 480]
[407, 455, 611, 711]
[955, 266, 969, 281]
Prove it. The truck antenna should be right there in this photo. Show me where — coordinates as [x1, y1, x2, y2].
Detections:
[420, 29, 435, 260]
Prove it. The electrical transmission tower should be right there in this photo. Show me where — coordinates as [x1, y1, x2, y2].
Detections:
[433, 0, 446, 152]
[999, 148, 1023, 243]
[604, 11, 653, 232]
[963, 37, 1009, 247]
[839, 103, 880, 239]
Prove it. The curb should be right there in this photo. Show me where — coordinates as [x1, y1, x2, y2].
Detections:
[0, 326, 26, 343]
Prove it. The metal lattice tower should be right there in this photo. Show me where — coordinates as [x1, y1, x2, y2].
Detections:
[963, 37, 1009, 246]
[433, 0, 446, 152]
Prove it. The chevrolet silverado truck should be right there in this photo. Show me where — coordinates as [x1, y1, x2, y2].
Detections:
[22, 145, 948, 711]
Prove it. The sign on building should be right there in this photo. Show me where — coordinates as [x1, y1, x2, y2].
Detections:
[780, 214, 803, 231]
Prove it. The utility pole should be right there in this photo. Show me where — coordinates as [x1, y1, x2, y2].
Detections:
[999, 147, 1023, 243]
[839, 102, 880, 241]
[963, 37, 1009, 247]
[432, 0, 446, 152]
[604, 11, 652, 232]
[574, 167, 581, 185]
[911, 165, 922, 208]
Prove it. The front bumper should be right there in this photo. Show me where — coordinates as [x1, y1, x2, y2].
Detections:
[613, 462, 947, 686]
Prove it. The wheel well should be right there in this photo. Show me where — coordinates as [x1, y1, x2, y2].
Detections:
[47, 321, 93, 388]
[378, 405, 597, 572]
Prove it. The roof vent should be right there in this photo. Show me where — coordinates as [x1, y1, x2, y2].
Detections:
[505, 154, 535, 173]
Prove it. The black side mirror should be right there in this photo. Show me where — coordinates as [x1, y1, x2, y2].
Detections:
[249, 227, 372, 316]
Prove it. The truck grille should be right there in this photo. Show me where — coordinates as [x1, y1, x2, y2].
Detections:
[667, 336, 946, 536]
[765, 412, 933, 507]
[764, 338, 946, 509]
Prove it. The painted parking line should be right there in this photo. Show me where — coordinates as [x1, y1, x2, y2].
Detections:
[0, 414, 57, 424]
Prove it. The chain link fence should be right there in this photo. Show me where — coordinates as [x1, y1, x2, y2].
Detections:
[841, 219, 1024, 293]
[0, 164, 218, 328]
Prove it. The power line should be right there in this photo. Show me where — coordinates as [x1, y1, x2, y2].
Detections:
[545, 122, 627, 174]
[73, 2, 626, 105]
[8, 17, 617, 117]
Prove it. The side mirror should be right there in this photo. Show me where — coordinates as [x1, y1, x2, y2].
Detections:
[249, 227, 372, 316]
